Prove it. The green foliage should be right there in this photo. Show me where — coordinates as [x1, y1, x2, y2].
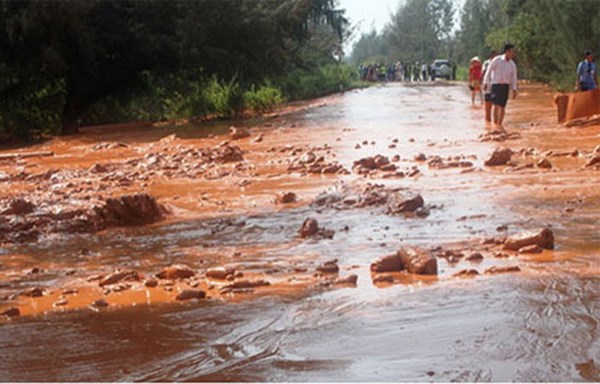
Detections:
[243, 85, 284, 114]
[203, 76, 243, 117]
[278, 63, 360, 101]
[0, 0, 349, 138]
[455, 66, 469, 82]
[351, 0, 455, 64]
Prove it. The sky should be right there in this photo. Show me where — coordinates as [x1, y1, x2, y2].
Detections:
[337, 0, 400, 52]
[337, 0, 465, 55]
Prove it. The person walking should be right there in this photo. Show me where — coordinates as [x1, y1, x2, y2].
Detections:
[483, 43, 518, 127]
[468, 56, 483, 105]
[482, 50, 498, 123]
[575, 49, 598, 91]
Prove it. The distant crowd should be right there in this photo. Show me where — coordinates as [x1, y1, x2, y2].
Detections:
[358, 61, 457, 82]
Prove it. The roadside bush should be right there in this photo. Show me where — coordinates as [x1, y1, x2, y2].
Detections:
[243, 84, 284, 113]
[203, 76, 243, 117]
[456, 66, 469, 81]
[0, 80, 64, 139]
[278, 63, 362, 101]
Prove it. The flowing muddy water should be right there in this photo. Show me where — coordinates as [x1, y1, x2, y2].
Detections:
[1, 82, 600, 381]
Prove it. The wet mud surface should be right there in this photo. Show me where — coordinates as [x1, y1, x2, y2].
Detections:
[0, 83, 599, 381]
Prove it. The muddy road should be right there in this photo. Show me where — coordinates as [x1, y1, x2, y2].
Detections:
[0, 82, 599, 381]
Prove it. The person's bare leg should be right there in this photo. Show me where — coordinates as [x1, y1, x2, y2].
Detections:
[497, 106, 506, 126]
[485, 101, 492, 122]
[492, 104, 500, 125]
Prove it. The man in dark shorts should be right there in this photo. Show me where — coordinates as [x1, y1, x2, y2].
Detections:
[483, 44, 518, 127]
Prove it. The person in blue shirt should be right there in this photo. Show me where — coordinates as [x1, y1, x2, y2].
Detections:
[576, 49, 598, 91]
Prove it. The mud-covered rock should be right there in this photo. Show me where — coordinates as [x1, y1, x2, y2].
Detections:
[99, 270, 142, 287]
[316, 261, 339, 274]
[466, 252, 484, 262]
[251, 133, 264, 143]
[504, 227, 554, 250]
[214, 144, 244, 163]
[94, 194, 164, 228]
[175, 289, 206, 301]
[585, 154, 600, 168]
[206, 267, 236, 280]
[1, 199, 35, 215]
[156, 264, 196, 279]
[53, 298, 68, 307]
[229, 126, 250, 140]
[484, 147, 513, 166]
[276, 192, 297, 204]
[220, 279, 271, 293]
[90, 299, 109, 309]
[484, 265, 521, 274]
[144, 279, 158, 288]
[22, 287, 45, 297]
[299, 218, 319, 238]
[386, 194, 424, 214]
[91, 142, 129, 151]
[372, 274, 394, 283]
[334, 274, 358, 286]
[370, 254, 403, 273]
[352, 155, 394, 174]
[398, 247, 438, 275]
[1, 307, 20, 317]
[479, 127, 521, 142]
[518, 244, 544, 254]
[537, 158, 553, 169]
[453, 269, 479, 277]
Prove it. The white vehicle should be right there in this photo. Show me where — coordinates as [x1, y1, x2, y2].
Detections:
[430, 60, 453, 80]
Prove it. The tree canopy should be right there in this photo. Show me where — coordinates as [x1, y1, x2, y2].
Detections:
[0, 0, 349, 137]
[350, 0, 599, 89]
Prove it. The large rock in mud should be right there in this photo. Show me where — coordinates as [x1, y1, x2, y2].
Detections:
[94, 194, 164, 227]
[484, 147, 513, 166]
[175, 289, 206, 301]
[397, 247, 437, 275]
[370, 247, 437, 275]
[299, 218, 319, 238]
[206, 266, 235, 280]
[1, 307, 20, 318]
[386, 194, 424, 214]
[334, 274, 358, 286]
[214, 144, 244, 163]
[275, 192, 297, 204]
[156, 264, 196, 279]
[370, 254, 404, 273]
[352, 155, 392, 174]
[99, 270, 142, 287]
[228, 126, 250, 140]
[1, 199, 36, 215]
[316, 261, 340, 274]
[585, 154, 600, 168]
[503, 227, 554, 250]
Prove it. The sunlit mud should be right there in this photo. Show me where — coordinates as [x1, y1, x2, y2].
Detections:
[0, 82, 599, 381]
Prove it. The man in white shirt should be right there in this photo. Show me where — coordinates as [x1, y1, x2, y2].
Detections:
[483, 44, 518, 127]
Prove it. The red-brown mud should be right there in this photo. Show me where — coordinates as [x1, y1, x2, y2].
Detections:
[0, 83, 598, 381]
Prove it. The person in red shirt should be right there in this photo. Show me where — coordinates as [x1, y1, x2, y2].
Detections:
[469, 57, 483, 105]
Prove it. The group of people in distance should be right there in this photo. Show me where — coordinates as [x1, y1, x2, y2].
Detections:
[469, 43, 517, 127]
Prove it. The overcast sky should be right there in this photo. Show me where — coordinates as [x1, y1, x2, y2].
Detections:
[337, 0, 464, 55]
[338, 0, 400, 52]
